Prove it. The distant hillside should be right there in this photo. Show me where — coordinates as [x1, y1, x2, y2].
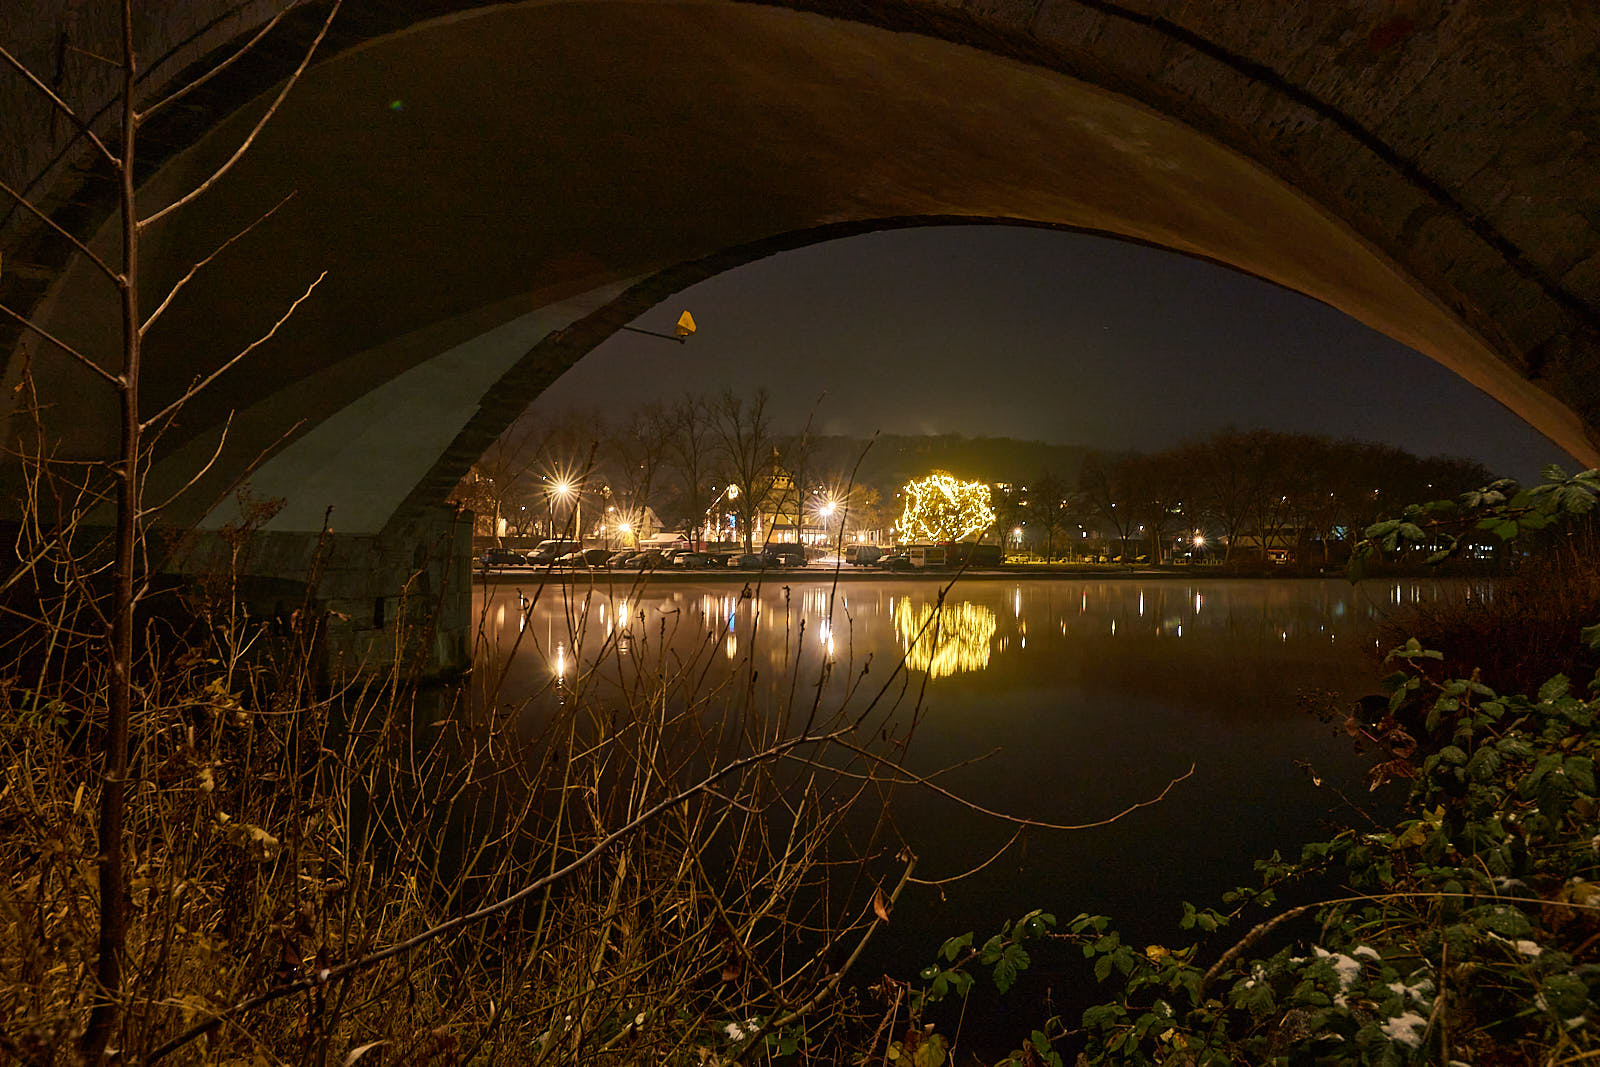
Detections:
[799, 434, 1093, 491]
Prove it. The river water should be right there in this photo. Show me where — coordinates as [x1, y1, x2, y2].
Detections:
[473, 574, 1476, 1035]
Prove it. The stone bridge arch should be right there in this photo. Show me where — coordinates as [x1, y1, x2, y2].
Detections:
[4, 0, 1598, 669]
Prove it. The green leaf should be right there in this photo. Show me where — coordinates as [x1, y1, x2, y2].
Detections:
[1539, 676, 1571, 703]
[1564, 756, 1596, 794]
[1466, 747, 1503, 782]
[1557, 485, 1598, 514]
[994, 943, 1031, 994]
[939, 932, 973, 962]
[1582, 624, 1600, 652]
[1081, 1003, 1123, 1030]
[912, 1032, 948, 1067]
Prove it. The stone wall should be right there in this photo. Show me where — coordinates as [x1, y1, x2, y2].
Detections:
[176, 502, 474, 679]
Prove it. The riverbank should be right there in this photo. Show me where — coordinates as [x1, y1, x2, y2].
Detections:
[475, 561, 1496, 584]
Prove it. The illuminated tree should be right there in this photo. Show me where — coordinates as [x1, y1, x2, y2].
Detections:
[896, 472, 996, 543]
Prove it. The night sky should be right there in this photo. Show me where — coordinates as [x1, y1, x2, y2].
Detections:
[527, 226, 1575, 483]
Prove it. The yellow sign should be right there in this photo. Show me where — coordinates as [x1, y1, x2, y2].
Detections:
[675, 310, 697, 338]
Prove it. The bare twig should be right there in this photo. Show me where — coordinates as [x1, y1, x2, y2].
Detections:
[137, 4, 303, 121]
[0, 303, 117, 385]
[728, 853, 919, 1063]
[146, 728, 850, 1062]
[140, 192, 297, 335]
[0, 43, 116, 166]
[136, 412, 234, 519]
[0, 176, 120, 282]
[826, 739, 1198, 832]
[140, 0, 340, 228]
[142, 270, 326, 430]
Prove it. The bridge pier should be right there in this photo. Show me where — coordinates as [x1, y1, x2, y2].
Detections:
[176, 504, 474, 681]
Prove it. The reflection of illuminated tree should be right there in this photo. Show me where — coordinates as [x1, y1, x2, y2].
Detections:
[896, 472, 996, 543]
[894, 599, 997, 678]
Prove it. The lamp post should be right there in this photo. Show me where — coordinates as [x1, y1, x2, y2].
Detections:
[552, 480, 578, 543]
[704, 483, 739, 550]
[620, 309, 697, 343]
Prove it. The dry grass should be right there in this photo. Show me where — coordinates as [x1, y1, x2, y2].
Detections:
[0, 505, 936, 1064]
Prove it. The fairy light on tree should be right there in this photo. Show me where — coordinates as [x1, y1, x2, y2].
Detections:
[896, 472, 996, 543]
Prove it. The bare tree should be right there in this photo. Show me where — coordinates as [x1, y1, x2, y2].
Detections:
[0, 3, 340, 1057]
[662, 392, 716, 541]
[1029, 472, 1072, 561]
[1120, 451, 1186, 564]
[711, 387, 785, 552]
[1237, 430, 1299, 563]
[1183, 430, 1249, 561]
[1079, 452, 1139, 562]
[598, 401, 670, 542]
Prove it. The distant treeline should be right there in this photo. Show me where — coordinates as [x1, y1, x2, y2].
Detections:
[1031, 429, 1494, 563]
[459, 391, 1499, 560]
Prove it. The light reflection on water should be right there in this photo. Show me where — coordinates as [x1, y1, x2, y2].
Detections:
[895, 598, 998, 678]
[480, 578, 1490, 695]
[474, 576, 1485, 979]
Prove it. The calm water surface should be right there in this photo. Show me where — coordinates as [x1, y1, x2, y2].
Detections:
[475, 575, 1477, 1017]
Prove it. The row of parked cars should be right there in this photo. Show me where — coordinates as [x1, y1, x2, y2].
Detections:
[479, 541, 819, 571]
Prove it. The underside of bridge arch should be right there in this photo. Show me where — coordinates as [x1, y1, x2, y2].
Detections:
[4, 0, 1600, 541]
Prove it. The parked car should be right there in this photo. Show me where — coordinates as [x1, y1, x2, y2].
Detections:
[527, 539, 581, 564]
[845, 545, 884, 566]
[581, 548, 612, 566]
[480, 547, 527, 567]
[671, 551, 714, 568]
[879, 553, 914, 571]
[607, 550, 636, 567]
[762, 544, 808, 567]
[730, 553, 768, 569]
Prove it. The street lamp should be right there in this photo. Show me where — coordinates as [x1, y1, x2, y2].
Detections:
[704, 483, 739, 549]
[620, 309, 698, 343]
[552, 480, 579, 542]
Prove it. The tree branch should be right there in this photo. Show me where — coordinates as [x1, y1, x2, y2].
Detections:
[0, 43, 116, 166]
[826, 739, 1196, 832]
[0, 175, 120, 282]
[137, 3, 302, 121]
[0, 303, 118, 386]
[142, 270, 325, 430]
[136, 412, 233, 519]
[139, 0, 340, 229]
[145, 728, 849, 1062]
[141, 192, 296, 335]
